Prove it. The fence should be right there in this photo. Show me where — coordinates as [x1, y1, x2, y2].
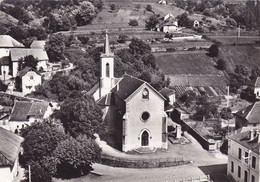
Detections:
[101, 154, 189, 168]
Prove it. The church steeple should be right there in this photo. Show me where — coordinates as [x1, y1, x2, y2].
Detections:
[99, 31, 115, 98]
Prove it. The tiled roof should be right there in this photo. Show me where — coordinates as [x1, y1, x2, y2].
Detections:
[229, 129, 260, 154]
[30, 40, 46, 49]
[255, 77, 260, 87]
[0, 127, 23, 166]
[16, 66, 40, 78]
[236, 102, 260, 124]
[10, 48, 48, 62]
[0, 35, 24, 48]
[97, 93, 114, 106]
[9, 101, 49, 121]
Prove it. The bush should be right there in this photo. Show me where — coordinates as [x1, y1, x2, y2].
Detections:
[129, 19, 138, 26]
[146, 4, 152, 12]
[208, 44, 219, 57]
[216, 59, 226, 70]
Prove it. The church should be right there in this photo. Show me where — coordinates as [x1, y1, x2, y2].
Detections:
[88, 33, 168, 152]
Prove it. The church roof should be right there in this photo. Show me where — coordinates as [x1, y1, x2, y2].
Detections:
[101, 32, 114, 57]
[112, 74, 166, 101]
[0, 127, 23, 167]
[97, 93, 114, 106]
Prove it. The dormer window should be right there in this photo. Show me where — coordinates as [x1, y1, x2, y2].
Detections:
[142, 88, 149, 99]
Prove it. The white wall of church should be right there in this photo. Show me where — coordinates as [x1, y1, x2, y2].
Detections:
[123, 84, 166, 152]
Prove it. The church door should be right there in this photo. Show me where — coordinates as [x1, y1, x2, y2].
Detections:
[141, 131, 149, 146]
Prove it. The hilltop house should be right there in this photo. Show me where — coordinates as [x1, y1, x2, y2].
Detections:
[228, 128, 260, 182]
[8, 101, 52, 132]
[88, 33, 168, 152]
[16, 67, 42, 95]
[254, 77, 260, 99]
[10, 48, 48, 77]
[158, 13, 179, 33]
[0, 127, 23, 182]
[0, 35, 24, 80]
[235, 102, 260, 129]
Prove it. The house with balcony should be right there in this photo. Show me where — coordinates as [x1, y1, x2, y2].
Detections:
[228, 129, 260, 182]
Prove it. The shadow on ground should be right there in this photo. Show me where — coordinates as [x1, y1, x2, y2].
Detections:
[199, 164, 230, 182]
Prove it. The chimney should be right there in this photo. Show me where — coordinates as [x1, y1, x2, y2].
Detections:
[250, 129, 254, 140]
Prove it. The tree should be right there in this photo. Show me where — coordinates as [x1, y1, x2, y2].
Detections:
[45, 34, 66, 63]
[129, 38, 151, 55]
[54, 135, 101, 178]
[19, 55, 39, 71]
[220, 107, 233, 120]
[117, 34, 128, 43]
[177, 13, 193, 27]
[24, 161, 52, 182]
[110, 3, 116, 11]
[208, 44, 219, 57]
[138, 71, 151, 83]
[75, 1, 96, 26]
[129, 19, 139, 26]
[235, 64, 251, 80]
[53, 93, 103, 138]
[146, 4, 152, 12]
[216, 59, 226, 70]
[145, 15, 159, 30]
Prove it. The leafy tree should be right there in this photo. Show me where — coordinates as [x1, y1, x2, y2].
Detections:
[129, 19, 138, 26]
[24, 161, 52, 182]
[145, 15, 159, 30]
[54, 135, 101, 178]
[138, 71, 152, 83]
[19, 55, 39, 71]
[235, 64, 251, 80]
[117, 34, 128, 43]
[53, 93, 103, 138]
[129, 38, 151, 55]
[208, 44, 219, 57]
[216, 59, 226, 70]
[20, 120, 66, 164]
[177, 13, 193, 27]
[220, 107, 233, 120]
[110, 3, 116, 11]
[45, 34, 66, 63]
[146, 4, 152, 12]
[75, 1, 96, 26]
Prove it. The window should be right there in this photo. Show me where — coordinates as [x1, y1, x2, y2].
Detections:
[142, 88, 149, 99]
[30, 76, 33, 80]
[238, 166, 241, 178]
[238, 148, 242, 160]
[252, 156, 256, 169]
[106, 63, 110, 77]
[252, 175, 255, 182]
[245, 151, 249, 164]
[244, 170, 248, 182]
[141, 112, 150, 121]
[231, 161, 234, 173]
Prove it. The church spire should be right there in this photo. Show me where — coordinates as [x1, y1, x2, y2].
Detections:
[102, 31, 114, 57]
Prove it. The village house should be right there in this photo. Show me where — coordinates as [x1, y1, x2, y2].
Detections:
[228, 128, 260, 182]
[0, 35, 24, 80]
[16, 66, 42, 96]
[158, 13, 179, 33]
[193, 20, 200, 28]
[8, 101, 52, 132]
[10, 48, 48, 77]
[235, 102, 260, 129]
[159, 87, 176, 105]
[0, 127, 23, 182]
[88, 33, 168, 153]
[254, 77, 260, 99]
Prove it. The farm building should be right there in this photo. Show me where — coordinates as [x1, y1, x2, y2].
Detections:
[88, 33, 168, 152]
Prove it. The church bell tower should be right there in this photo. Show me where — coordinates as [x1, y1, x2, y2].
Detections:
[100, 32, 115, 98]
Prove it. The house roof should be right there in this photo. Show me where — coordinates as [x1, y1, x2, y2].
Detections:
[9, 101, 49, 121]
[30, 40, 46, 49]
[10, 48, 48, 62]
[255, 77, 260, 87]
[16, 66, 40, 78]
[229, 128, 260, 155]
[97, 93, 114, 106]
[0, 35, 24, 48]
[159, 87, 175, 97]
[235, 102, 260, 124]
[0, 127, 23, 167]
[0, 56, 9, 65]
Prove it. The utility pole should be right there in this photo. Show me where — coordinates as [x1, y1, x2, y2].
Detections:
[28, 164, 31, 182]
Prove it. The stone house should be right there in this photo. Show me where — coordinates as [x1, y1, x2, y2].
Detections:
[158, 13, 179, 33]
[88, 33, 168, 152]
[228, 129, 260, 182]
[8, 101, 52, 132]
[0, 127, 23, 182]
[16, 67, 42, 95]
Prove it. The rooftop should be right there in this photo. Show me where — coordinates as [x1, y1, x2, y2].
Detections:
[236, 102, 260, 124]
[30, 40, 46, 49]
[0, 127, 23, 167]
[0, 35, 24, 48]
[16, 66, 40, 78]
[10, 48, 48, 62]
[255, 77, 260, 87]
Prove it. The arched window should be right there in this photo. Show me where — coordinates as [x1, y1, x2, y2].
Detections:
[142, 88, 149, 99]
[106, 63, 110, 77]
[141, 130, 149, 146]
